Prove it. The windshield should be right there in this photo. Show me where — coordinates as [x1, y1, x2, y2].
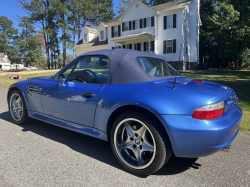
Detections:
[136, 57, 180, 77]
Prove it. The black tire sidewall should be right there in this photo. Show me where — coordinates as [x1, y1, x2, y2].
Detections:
[110, 110, 172, 176]
[8, 90, 29, 125]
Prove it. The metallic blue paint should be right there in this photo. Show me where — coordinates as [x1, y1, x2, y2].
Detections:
[8, 73, 242, 158]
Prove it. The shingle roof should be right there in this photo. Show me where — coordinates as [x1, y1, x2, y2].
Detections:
[151, 0, 191, 12]
[106, 13, 124, 24]
[0, 53, 11, 63]
[74, 33, 108, 49]
[86, 26, 98, 33]
[107, 0, 191, 24]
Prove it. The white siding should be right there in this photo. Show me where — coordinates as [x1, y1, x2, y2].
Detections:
[157, 11, 183, 61]
[108, 2, 155, 49]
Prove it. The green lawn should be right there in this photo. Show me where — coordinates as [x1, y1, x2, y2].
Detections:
[0, 72, 55, 89]
[183, 70, 250, 134]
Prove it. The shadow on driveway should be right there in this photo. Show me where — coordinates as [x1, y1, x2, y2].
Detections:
[0, 111, 201, 176]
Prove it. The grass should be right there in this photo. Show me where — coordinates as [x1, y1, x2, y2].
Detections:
[0, 70, 249, 133]
[183, 70, 250, 134]
[0, 72, 55, 89]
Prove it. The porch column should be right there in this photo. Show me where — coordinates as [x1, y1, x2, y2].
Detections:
[135, 39, 137, 50]
[148, 37, 151, 53]
[126, 41, 127, 49]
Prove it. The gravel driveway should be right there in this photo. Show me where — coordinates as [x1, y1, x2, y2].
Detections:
[0, 87, 249, 187]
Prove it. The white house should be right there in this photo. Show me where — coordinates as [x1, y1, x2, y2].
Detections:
[73, 0, 201, 70]
[0, 53, 11, 70]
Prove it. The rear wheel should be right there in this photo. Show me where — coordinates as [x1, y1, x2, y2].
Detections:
[111, 110, 172, 176]
[8, 90, 30, 125]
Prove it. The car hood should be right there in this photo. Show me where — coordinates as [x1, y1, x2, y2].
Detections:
[148, 77, 235, 101]
[28, 76, 53, 81]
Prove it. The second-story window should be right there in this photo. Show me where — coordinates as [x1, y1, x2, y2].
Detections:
[146, 17, 151, 27]
[84, 34, 87, 43]
[124, 22, 129, 31]
[135, 20, 140, 29]
[114, 25, 118, 37]
[100, 31, 104, 40]
[167, 15, 173, 28]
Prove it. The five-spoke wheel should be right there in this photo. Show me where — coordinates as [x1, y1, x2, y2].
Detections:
[111, 110, 172, 176]
[8, 90, 30, 125]
[10, 93, 23, 121]
[114, 118, 156, 169]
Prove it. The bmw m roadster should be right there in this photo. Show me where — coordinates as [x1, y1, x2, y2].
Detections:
[7, 49, 242, 175]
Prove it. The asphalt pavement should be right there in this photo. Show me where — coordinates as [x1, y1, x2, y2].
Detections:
[0, 87, 249, 187]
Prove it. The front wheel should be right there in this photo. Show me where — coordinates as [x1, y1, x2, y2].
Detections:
[8, 90, 30, 125]
[110, 110, 172, 176]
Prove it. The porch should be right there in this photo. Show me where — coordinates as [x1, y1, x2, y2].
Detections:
[111, 32, 156, 53]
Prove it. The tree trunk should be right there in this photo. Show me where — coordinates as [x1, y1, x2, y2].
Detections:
[50, 36, 53, 68]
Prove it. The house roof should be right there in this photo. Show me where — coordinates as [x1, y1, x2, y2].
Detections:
[106, 13, 124, 24]
[74, 33, 108, 49]
[85, 26, 98, 33]
[151, 0, 191, 12]
[111, 32, 154, 43]
[0, 53, 11, 63]
[107, 0, 191, 24]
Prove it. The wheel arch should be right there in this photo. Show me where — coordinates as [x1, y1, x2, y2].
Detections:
[106, 105, 173, 149]
[7, 85, 28, 108]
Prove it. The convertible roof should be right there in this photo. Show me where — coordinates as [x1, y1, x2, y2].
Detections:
[79, 49, 166, 84]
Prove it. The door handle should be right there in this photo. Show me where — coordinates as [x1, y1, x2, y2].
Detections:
[82, 92, 95, 97]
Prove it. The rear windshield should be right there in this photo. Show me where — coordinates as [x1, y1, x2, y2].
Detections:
[136, 57, 180, 77]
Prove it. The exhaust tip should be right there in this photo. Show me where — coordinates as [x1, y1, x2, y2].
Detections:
[221, 144, 231, 152]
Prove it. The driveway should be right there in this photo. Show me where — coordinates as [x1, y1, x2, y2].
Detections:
[0, 87, 249, 186]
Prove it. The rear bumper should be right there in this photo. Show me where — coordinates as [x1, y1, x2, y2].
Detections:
[159, 106, 242, 157]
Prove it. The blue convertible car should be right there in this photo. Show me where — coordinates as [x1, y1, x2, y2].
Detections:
[7, 49, 242, 175]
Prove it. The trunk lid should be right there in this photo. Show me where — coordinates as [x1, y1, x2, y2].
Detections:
[148, 77, 237, 113]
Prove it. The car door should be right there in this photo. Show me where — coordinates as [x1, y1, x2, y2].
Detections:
[40, 55, 110, 127]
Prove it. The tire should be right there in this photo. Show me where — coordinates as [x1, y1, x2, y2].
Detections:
[8, 89, 30, 125]
[110, 110, 172, 176]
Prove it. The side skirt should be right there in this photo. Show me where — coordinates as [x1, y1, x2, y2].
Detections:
[28, 111, 108, 141]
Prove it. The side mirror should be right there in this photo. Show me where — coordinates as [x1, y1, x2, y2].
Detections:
[55, 73, 66, 87]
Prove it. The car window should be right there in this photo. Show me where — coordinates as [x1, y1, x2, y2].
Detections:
[68, 55, 109, 84]
[58, 58, 79, 80]
[136, 57, 180, 77]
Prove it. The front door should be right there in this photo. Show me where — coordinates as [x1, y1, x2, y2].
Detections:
[41, 55, 110, 127]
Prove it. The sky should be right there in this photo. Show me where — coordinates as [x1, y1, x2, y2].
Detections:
[0, 0, 121, 54]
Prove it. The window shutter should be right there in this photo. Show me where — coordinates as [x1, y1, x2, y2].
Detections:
[133, 20, 135, 30]
[163, 41, 166, 54]
[173, 14, 177, 28]
[111, 26, 114, 38]
[118, 25, 121, 37]
[129, 44, 132, 49]
[173, 39, 176, 53]
[164, 16, 167, 30]
[122, 23, 125, 32]
[144, 18, 146, 28]
[140, 19, 142, 28]
[151, 17, 154, 27]
[144, 42, 147, 51]
[151, 41, 154, 52]
[129, 21, 132, 30]
[122, 45, 125, 48]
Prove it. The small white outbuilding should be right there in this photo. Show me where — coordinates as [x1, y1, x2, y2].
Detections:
[0, 53, 11, 70]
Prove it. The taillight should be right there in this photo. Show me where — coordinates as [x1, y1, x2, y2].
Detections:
[192, 100, 224, 120]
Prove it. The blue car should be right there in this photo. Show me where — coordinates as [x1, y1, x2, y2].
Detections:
[7, 49, 242, 175]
